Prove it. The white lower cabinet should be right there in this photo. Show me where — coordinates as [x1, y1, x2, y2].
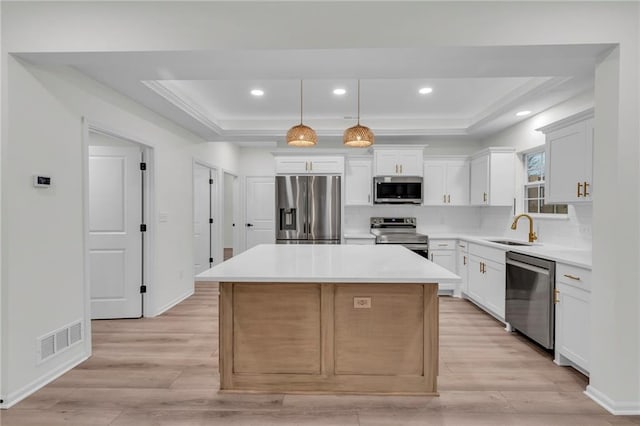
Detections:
[456, 241, 469, 296]
[555, 263, 591, 374]
[466, 243, 507, 321]
[428, 239, 457, 294]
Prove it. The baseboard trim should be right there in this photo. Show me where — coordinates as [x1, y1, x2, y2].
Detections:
[585, 385, 640, 415]
[150, 289, 194, 317]
[1, 352, 89, 409]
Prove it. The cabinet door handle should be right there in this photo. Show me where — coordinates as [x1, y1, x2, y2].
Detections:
[577, 182, 583, 198]
[483, 192, 487, 203]
[463, 255, 467, 265]
[583, 181, 590, 197]
[443, 194, 447, 203]
[400, 164, 403, 174]
[458, 244, 466, 248]
[430, 253, 433, 261]
[309, 161, 313, 171]
[368, 194, 370, 203]
[554, 288, 560, 304]
[438, 243, 448, 247]
[563, 274, 581, 281]
[447, 194, 451, 203]
[479, 262, 483, 273]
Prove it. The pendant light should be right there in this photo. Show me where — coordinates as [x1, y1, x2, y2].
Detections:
[343, 80, 374, 147]
[286, 80, 317, 147]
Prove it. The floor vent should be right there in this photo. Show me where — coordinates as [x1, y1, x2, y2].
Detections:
[38, 321, 83, 363]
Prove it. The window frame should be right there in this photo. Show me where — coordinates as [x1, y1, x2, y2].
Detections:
[522, 148, 569, 218]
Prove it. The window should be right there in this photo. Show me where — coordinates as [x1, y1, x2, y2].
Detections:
[524, 150, 568, 214]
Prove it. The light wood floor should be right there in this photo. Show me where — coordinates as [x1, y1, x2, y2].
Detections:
[3, 283, 640, 425]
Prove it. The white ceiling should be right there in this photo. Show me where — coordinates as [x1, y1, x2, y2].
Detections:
[17, 44, 612, 144]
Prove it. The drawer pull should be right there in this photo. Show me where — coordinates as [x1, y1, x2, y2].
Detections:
[563, 274, 581, 281]
[554, 288, 560, 304]
[438, 243, 448, 247]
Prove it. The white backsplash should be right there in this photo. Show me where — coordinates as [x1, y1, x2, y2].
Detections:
[344, 205, 483, 235]
[479, 204, 592, 250]
[345, 204, 592, 250]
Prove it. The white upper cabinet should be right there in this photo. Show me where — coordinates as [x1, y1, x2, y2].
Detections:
[469, 148, 515, 207]
[275, 156, 344, 174]
[423, 158, 469, 205]
[345, 157, 372, 206]
[537, 109, 594, 204]
[373, 147, 424, 176]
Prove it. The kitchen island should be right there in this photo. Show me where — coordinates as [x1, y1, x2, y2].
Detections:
[196, 244, 460, 395]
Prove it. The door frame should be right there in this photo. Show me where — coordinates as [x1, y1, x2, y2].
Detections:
[82, 119, 156, 356]
[222, 170, 240, 259]
[192, 159, 218, 269]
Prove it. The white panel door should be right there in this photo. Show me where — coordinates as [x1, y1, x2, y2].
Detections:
[194, 163, 214, 275]
[245, 176, 275, 250]
[89, 146, 142, 319]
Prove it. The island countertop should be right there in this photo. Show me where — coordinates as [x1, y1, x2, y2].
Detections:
[196, 244, 460, 284]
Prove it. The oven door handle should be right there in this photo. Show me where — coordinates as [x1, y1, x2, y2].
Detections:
[506, 259, 550, 275]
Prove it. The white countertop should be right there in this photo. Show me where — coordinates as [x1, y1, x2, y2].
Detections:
[196, 244, 461, 284]
[343, 230, 592, 269]
[428, 234, 592, 269]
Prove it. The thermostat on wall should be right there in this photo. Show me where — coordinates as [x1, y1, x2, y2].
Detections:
[33, 175, 52, 188]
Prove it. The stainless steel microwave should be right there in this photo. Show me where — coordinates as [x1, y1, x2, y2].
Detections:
[373, 176, 423, 204]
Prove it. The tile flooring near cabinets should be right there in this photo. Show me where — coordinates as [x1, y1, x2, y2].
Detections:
[3, 285, 640, 426]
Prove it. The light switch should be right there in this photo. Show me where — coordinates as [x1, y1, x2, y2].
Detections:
[353, 297, 372, 309]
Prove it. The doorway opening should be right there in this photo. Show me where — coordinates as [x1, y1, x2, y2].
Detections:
[85, 123, 154, 320]
[223, 172, 239, 260]
[193, 162, 217, 275]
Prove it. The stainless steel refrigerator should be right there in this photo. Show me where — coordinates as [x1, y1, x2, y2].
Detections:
[276, 175, 341, 244]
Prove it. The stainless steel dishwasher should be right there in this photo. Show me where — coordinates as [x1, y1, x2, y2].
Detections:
[505, 252, 556, 349]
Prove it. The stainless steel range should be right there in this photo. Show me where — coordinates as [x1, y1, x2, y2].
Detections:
[370, 217, 429, 258]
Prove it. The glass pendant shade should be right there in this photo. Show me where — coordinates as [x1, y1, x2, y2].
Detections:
[344, 79, 374, 147]
[287, 80, 317, 147]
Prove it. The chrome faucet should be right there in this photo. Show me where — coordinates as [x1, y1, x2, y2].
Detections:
[511, 214, 538, 243]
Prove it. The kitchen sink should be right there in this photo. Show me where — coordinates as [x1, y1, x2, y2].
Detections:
[487, 240, 532, 246]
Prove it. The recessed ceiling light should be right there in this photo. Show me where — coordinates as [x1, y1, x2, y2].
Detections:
[250, 89, 264, 97]
[418, 87, 433, 95]
[516, 110, 531, 116]
[333, 88, 346, 95]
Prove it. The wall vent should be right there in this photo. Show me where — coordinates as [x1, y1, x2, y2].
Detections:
[38, 320, 83, 363]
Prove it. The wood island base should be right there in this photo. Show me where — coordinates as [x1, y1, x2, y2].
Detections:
[219, 282, 439, 395]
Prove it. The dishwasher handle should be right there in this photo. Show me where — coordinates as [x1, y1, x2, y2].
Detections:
[506, 258, 550, 276]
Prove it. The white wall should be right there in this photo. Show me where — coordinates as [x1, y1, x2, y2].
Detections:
[2, 58, 87, 406]
[2, 0, 639, 412]
[0, 59, 240, 406]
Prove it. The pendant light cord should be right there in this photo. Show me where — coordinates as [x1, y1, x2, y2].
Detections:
[357, 79, 361, 125]
[300, 80, 303, 125]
